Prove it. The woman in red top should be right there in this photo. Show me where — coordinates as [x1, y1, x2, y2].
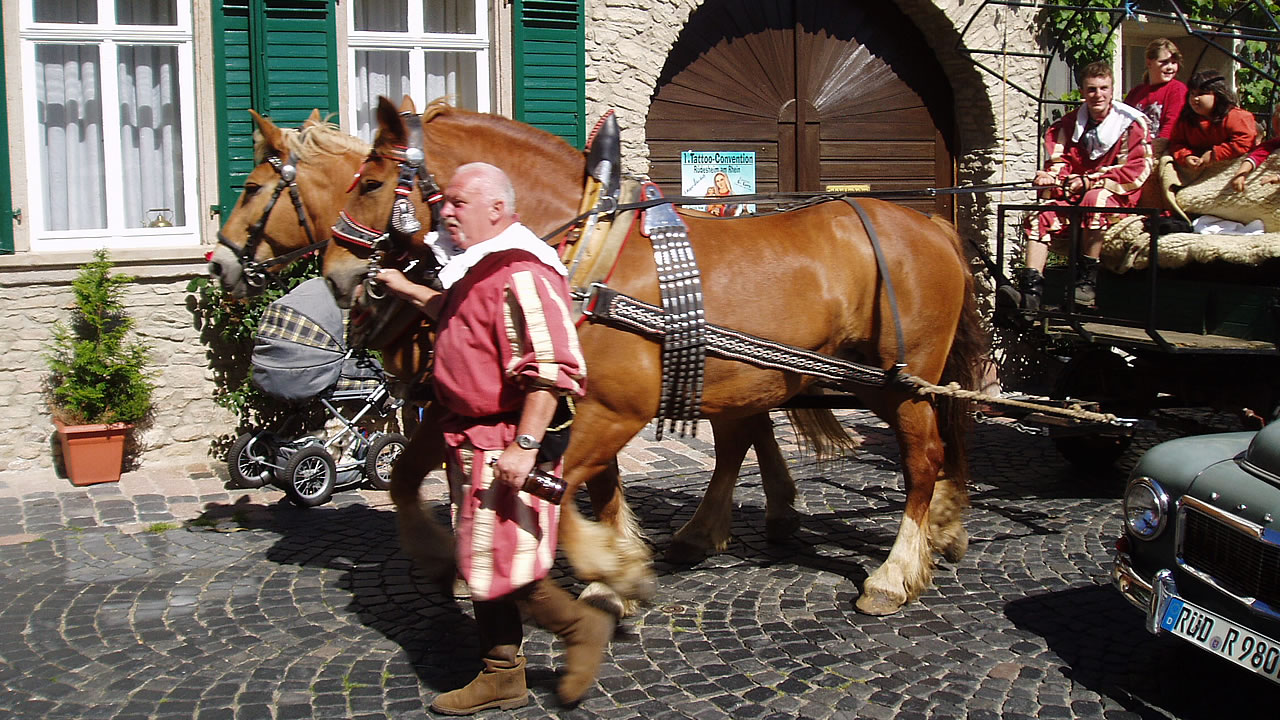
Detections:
[1124, 38, 1187, 154]
[1169, 69, 1257, 178]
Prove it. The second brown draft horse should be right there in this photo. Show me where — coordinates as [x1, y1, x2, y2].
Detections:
[324, 97, 985, 617]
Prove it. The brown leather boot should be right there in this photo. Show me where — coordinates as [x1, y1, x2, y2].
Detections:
[519, 578, 617, 705]
[430, 600, 528, 715]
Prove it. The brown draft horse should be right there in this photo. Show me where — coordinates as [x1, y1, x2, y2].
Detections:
[323, 97, 986, 617]
[208, 109, 370, 298]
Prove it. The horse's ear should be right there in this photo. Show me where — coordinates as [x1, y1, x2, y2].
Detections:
[398, 95, 418, 114]
[376, 97, 408, 145]
[303, 108, 323, 128]
[249, 109, 287, 162]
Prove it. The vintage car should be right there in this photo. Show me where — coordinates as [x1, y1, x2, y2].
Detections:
[1113, 420, 1280, 685]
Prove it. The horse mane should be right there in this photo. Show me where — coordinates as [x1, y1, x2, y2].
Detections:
[253, 119, 370, 165]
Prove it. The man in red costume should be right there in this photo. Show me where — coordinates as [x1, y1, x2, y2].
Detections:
[999, 61, 1151, 313]
[378, 162, 615, 715]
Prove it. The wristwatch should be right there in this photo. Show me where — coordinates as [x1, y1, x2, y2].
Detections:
[514, 434, 541, 450]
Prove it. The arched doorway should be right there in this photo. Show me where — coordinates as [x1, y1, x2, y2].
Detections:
[646, 0, 956, 217]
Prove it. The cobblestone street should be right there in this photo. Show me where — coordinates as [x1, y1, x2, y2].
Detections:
[0, 410, 1273, 719]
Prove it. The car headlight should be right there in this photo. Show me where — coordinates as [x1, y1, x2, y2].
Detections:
[1123, 476, 1169, 541]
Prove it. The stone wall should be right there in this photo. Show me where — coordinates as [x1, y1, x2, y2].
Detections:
[583, 0, 1049, 272]
[0, 257, 235, 478]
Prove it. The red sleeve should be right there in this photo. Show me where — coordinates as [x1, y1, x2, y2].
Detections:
[1246, 137, 1280, 168]
[1039, 116, 1071, 200]
[500, 263, 586, 397]
[1169, 118, 1194, 164]
[1210, 109, 1258, 162]
[1158, 81, 1187, 140]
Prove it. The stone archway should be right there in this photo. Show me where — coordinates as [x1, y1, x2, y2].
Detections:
[644, 0, 957, 217]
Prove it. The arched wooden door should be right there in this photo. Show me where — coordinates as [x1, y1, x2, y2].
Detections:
[646, 0, 956, 217]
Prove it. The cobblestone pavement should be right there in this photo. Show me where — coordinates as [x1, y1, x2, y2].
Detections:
[0, 410, 1274, 719]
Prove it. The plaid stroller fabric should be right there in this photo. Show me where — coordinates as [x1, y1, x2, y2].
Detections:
[252, 277, 373, 402]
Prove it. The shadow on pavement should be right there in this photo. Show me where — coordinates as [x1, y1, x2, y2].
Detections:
[1005, 584, 1278, 719]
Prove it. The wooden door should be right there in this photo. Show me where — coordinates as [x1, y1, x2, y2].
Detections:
[646, 0, 955, 217]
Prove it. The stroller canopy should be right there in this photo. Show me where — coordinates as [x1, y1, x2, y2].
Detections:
[252, 277, 348, 402]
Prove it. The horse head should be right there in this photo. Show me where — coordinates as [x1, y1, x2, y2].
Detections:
[208, 109, 368, 297]
[324, 95, 588, 349]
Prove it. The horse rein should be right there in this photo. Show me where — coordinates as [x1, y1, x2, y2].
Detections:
[216, 152, 328, 289]
[331, 111, 444, 301]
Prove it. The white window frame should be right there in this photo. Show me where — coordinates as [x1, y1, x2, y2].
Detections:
[345, 0, 492, 135]
[18, 0, 200, 252]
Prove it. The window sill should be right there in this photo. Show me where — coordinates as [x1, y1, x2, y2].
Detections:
[0, 245, 213, 286]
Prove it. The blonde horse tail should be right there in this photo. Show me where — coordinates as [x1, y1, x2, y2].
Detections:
[784, 408, 860, 461]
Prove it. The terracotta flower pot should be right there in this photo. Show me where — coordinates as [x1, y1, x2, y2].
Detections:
[53, 419, 131, 486]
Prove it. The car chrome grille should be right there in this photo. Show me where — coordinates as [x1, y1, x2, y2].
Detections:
[1180, 505, 1280, 607]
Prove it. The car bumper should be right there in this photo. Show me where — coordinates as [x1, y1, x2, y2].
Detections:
[1112, 544, 1157, 630]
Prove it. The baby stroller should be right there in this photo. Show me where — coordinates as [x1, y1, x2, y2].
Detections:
[226, 278, 408, 506]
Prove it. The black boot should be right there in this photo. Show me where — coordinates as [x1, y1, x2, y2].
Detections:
[997, 267, 1044, 316]
[1074, 256, 1100, 309]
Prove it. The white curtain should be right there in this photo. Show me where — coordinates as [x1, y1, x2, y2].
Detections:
[37, 45, 107, 231]
[355, 51, 410, 141]
[118, 45, 184, 228]
[355, 0, 407, 31]
[425, 52, 478, 109]
[425, 0, 475, 33]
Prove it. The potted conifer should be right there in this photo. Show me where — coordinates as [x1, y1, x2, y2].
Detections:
[44, 250, 154, 485]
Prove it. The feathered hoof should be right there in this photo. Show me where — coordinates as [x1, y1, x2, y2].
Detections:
[854, 589, 907, 616]
[579, 581, 626, 619]
[765, 512, 801, 543]
[937, 527, 969, 564]
[664, 538, 710, 565]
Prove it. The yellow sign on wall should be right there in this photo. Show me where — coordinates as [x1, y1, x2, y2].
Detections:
[825, 184, 870, 192]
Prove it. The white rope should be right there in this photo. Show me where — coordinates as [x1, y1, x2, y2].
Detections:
[901, 374, 1122, 425]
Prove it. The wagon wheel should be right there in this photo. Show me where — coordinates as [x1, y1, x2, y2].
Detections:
[228, 432, 273, 489]
[364, 432, 408, 491]
[283, 445, 337, 507]
[1050, 348, 1150, 470]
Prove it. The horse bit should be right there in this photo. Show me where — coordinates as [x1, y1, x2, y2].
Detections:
[330, 111, 444, 301]
[216, 151, 327, 289]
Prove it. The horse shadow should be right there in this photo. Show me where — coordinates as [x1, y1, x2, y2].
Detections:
[1004, 585, 1278, 718]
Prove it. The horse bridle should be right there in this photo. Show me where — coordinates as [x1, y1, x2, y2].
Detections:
[216, 151, 327, 289]
[331, 111, 444, 300]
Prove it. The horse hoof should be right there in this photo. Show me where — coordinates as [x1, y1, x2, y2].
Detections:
[939, 531, 968, 564]
[579, 581, 626, 618]
[855, 591, 905, 616]
[765, 514, 801, 543]
[664, 538, 710, 565]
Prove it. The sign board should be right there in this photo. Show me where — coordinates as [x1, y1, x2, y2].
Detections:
[681, 151, 755, 216]
[825, 184, 870, 192]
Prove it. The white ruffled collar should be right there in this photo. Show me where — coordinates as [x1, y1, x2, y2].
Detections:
[436, 222, 567, 289]
[1072, 100, 1147, 160]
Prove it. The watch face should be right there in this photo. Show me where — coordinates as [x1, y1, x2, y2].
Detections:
[517, 434, 540, 450]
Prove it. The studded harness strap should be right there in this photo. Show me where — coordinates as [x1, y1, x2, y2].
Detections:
[216, 151, 329, 289]
[330, 111, 445, 300]
[638, 183, 706, 439]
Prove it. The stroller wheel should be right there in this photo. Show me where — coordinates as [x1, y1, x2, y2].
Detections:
[283, 445, 337, 507]
[228, 432, 273, 489]
[364, 432, 408, 491]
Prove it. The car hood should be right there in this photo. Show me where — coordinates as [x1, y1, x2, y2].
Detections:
[1179, 427, 1280, 530]
[1242, 421, 1280, 483]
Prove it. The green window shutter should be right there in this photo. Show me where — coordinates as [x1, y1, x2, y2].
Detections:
[513, 0, 585, 149]
[212, 0, 338, 220]
[0, 6, 12, 254]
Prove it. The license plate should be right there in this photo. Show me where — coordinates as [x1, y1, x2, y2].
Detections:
[1160, 596, 1280, 684]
